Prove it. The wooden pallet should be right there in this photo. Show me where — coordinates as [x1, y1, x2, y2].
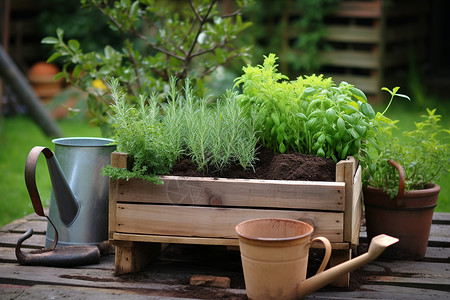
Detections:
[108, 152, 362, 287]
[280, 0, 431, 101]
[1, 210, 449, 299]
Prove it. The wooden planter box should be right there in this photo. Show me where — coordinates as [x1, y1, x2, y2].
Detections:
[109, 152, 362, 286]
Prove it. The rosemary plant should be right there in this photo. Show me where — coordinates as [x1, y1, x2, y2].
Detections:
[103, 77, 259, 181]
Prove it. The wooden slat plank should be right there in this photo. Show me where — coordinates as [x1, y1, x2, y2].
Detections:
[363, 261, 450, 279]
[116, 204, 344, 242]
[332, 1, 382, 19]
[425, 247, 450, 261]
[113, 233, 238, 246]
[310, 284, 450, 299]
[116, 177, 346, 211]
[0, 232, 46, 249]
[324, 25, 380, 44]
[328, 74, 379, 94]
[0, 247, 18, 262]
[433, 212, 450, 224]
[113, 233, 352, 250]
[362, 275, 450, 290]
[7, 221, 48, 235]
[350, 166, 362, 245]
[320, 50, 379, 69]
[360, 224, 450, 246]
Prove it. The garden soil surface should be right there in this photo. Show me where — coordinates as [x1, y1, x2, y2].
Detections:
[170, 147, 336, 182]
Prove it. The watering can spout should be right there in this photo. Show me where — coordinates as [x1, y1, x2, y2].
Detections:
[25, 147, 79, 226]
[298, 234, 399, 298]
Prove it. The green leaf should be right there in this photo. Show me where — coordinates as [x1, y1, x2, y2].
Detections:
[360, 103, 375, 119]
[56, 28, 64, 40]
[41, 37, 59, 45]
[350, 87, 367, 103]
[337, 117, 346, 136]
[68, 39, 80, 52]
[279, 142, 286, 154]
[271, 112, 280, 126]
[47, 52, 61, 63]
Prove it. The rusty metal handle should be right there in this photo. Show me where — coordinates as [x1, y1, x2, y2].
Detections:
[24, 146, 58, 249]
[388, 159, 405, 207]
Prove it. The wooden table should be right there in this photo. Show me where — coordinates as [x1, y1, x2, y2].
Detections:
[0, 210, 449, 299]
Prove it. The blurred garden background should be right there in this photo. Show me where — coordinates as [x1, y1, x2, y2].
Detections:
[1, 0, 449, 227]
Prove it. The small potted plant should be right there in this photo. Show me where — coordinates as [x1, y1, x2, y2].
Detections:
[361, 88, 450, 260]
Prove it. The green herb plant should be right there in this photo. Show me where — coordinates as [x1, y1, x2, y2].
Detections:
[102, 77, 258, 181]
[101, 79, 180, 183]
[362, 104, 450, 198]
[234, 53, 376, 162]
[42, 0, 252, 132]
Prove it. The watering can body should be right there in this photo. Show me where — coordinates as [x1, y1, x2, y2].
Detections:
[236, 218, 399, 299]
[44, 137, 116, 248]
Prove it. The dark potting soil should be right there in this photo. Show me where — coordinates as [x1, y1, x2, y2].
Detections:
[170, 147, 336, 182]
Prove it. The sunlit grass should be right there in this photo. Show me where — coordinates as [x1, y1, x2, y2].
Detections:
[0, 115, 101, 227]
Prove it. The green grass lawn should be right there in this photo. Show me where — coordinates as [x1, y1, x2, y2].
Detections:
[0, 98, 449, 228]
[0, 115, 101, 227]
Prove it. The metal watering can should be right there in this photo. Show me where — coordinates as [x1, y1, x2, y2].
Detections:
[236, 218, 399, 299]
[16, 137, 115, 267]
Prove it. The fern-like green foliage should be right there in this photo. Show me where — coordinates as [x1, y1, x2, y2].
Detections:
[101, 79, 180, 183]
[234, 53, 376, 162]
[102, 77, 258, 181]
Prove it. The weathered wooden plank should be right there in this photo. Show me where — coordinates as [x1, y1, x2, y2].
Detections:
[332, 1, 382, 18]
[113, 233, 238, 246]
[425, 247, 450, 261]
[433, 212, 450, 224]
[363, 261, 450, 280]
[362, 275, 450, 290]
[112, 233, 352, 250]
[0, 262, 247, 298]
[320, 50, 379, 69]
[360, 223, 450, 244]
[115, 204, 344, 242]
[309, 284, 450, 299]
[1, 284, 171, 300]
[116, 176, 346, 211]
[324, 25, 380, 44]
[0, 232, 46, 249]
[0, 247, 18, 262]
[6, 221, 48, 235]
[0, 262, 189, 290]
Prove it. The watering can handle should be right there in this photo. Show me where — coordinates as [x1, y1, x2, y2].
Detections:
[388, 159, 405, 207]
[310, 236, 332, 274]
[24, 146, 59, 250]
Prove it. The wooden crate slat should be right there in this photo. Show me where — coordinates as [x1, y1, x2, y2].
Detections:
[116, 176, 345, 211]
[112, 233, 352, 250]
[115, 204, 344, 242]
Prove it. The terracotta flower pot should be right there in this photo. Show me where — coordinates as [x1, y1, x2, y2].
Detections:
[363, 160, 440, 260]
[27, 62, 63, 102]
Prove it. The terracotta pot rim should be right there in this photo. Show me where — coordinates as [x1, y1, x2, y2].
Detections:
[364, 183, 440, 198]
[235, 218, 313, 242]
